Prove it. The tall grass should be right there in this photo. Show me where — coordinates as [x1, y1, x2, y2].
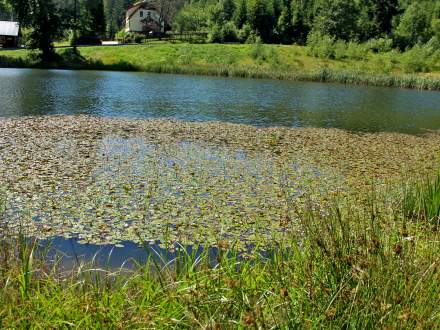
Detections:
[404, 171, 440, 225]
[0, 179, 438, 328]
[1, 43, 440, 90]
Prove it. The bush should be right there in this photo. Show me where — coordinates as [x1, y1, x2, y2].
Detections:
[208, 24, 223, 43]
[20, 28, 33, 48]
[238, 23, 252, 43]
[307, 32, 335, 59]
[345, 41, 368, 60]
[249, 41, 269, 62]
[400, 43, 439, 73]
[208, 22, 238, 43]
[245, 31, 261, 44]
[115, 29, 127, 42]
[222, 21, 238, 42]
[118, 32, 144, 44]
[333, 40, 347, 59]
[366, 38, 393, 53]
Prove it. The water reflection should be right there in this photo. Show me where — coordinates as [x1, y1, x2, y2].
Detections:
[43, 236, 216, 270]
[0, 68, 439, 134]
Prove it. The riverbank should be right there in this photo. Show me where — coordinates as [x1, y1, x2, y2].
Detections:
[1, 43, 440, 90]
[1, 175, 439, 328]
[0, 115, 439, 327]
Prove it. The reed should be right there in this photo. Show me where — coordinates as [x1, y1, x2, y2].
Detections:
[0, 179, 438, 328]
[1, 43, 439, 90]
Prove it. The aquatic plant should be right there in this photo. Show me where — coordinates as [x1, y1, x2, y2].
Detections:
[1, 116, 439, 250]
[0, 185, 438, 328]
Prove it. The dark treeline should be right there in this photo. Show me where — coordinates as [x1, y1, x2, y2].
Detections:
[0, 0, 135, 59]
[0, 0, 132, 38]
[175, 0, 440, 49]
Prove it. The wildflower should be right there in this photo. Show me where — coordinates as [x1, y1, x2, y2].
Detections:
[280, 288, 289, 298]
[325, 307, 337, 320]
[243, 312, 256, 326]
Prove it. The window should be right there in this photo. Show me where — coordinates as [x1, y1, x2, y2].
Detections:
[139, 10, 144, 18]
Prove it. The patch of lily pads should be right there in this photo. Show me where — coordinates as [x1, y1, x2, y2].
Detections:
[1, 115, 439, 250]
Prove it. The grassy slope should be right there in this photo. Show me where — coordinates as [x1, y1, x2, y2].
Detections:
[1, 43, 440, 89]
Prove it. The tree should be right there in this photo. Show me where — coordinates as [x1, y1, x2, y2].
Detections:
[103, 0, 132, 38]
[312, 0, 359, 41]
[151, 0, 183, 35]
[357, 0, 399, 41]
[247, 0, 275, 42]
[276, 4, 293, 43]
[290, 0, 314, 44]
[395, 1, 434, 47]
[234, 0, 247, 28]
[0, 0, 13, 20]
[174, 2, 209, 32]
[7, 0, 60, 61]
[222, 0, 236, 22]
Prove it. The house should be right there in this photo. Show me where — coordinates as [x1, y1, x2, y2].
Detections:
[0, 21, 19, 48]
[125, 1, 165, 35]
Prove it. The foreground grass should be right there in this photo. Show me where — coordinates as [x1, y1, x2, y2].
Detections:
[1, 43, 440, 90]
[0, 177, 439, 329]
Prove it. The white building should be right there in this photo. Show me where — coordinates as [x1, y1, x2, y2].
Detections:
[125, 1, 165, 34]
[0, 21, 19, 48]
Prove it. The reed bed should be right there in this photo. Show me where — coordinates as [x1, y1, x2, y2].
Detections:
[0, 179, 438, 328]
[0, 116, 439, 328]
[1, 43, 440, 90]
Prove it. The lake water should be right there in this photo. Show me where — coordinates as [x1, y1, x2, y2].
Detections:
[1, 68, 440, 134]
[1, 68, 440, 267]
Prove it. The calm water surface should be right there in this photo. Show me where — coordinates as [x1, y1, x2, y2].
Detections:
[2, 68, 440, 264]
[1, 68, 439, 134]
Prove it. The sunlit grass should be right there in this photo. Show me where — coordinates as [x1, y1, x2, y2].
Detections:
[1, 43, 439, 90]
[0, 179, 438, 328]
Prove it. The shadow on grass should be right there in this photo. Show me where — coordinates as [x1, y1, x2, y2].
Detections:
[0, 48, 138, 72]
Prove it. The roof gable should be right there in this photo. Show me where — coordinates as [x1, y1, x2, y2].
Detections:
[126, 1, 158, 20]
[0, 21, 19, 37]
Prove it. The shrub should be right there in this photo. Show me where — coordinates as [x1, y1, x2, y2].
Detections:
[115, 29, 127, 42]
[366, 38, 393, 53]
[121, 32, 144, 44]
[333, 40, 347, 59]
[345, 41, 368, 60]
[238, 23, 252, 43]
[307, 32, 335, 59]
[400, 43, 439, 73]
[20, 28, 34, 48]
[222, 21, 238, 42]
[245, 31, 261, 44]
[250, 41, 267, 61]
[208, 24, 223, 43]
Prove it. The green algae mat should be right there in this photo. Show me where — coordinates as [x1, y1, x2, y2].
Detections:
[1, 116, 439, 250]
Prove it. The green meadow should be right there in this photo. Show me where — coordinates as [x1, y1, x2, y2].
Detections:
[1, 42, 440, 90]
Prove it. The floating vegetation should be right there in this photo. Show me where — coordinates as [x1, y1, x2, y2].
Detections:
[1, 115, 439, 249]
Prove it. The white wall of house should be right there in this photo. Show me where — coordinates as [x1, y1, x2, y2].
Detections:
[125, 9, 164, 33]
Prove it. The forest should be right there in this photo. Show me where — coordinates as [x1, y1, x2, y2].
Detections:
[176, 0, 440, 49]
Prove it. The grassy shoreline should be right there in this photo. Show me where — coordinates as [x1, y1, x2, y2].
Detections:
[0, 117, 439, 327]
[1, 43, 440, 90]
[0, 178, 439, 328]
